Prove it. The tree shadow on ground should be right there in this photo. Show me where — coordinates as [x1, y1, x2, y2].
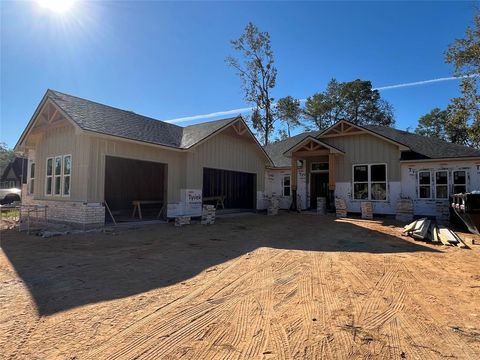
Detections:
[1, 213, 440, 316]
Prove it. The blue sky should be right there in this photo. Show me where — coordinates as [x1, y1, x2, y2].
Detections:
[1, 1, 478, 148]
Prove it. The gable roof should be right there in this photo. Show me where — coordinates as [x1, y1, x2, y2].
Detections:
[1, 156, 27, 183]
[363, 125, 480, 160]
[16, 90, 271, 163]
[282, 135, 345, 156]
[264, 131, 320, 167]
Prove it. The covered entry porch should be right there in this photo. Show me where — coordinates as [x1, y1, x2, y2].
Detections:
[284, 136, 344, 211]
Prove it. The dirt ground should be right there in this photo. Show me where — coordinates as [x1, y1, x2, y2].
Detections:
[1, 213, 479, 359]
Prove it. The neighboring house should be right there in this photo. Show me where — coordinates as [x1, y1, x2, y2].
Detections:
[264, 120, 480, 217]
[15, 90, 272, 227]
[0, 156, 27, 189]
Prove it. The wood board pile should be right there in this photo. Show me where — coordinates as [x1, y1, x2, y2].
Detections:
[395, 199, 414, 223]
[316, 197, 326, 215]
[175, 216, 191, 227]
[267, 196, 279, 216]
[201, 205, 216, 225]
[361, 201, 373, 220]
[402, 218, 467, 248]
[334, 198, 347, 218]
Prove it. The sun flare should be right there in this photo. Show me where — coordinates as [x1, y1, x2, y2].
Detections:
[36, 0, 76, 14]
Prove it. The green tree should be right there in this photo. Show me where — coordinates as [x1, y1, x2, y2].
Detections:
[226, 22, 277, 146]
[415, 108, 448, 140]
[0, 142, 15, 174]
[276, 96, 301, 137]
[446, 97, 472, 146]
[445, 12, 480, 145]
[304, 79, 395, 130]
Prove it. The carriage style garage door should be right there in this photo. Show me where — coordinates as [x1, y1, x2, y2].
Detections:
[104, 156, 167, 220]
[203, 168, 256, 209]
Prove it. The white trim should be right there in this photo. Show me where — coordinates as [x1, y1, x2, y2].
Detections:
[401, 157, 480, 163]
[452, 170, 467, 194]
[28, 161, 35, 195]
[352, 163, 388, 201]
[417, 170, 432, 199]
[282, 175, 291, 197]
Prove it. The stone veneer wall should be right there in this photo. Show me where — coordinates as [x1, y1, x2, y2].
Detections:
[21, 185, 105, 228]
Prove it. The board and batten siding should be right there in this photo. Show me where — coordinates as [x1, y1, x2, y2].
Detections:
[33, 123, 90, 202]
[185, 131, 268, 192]
[87, 137, 186, 203]
[324, 133, 402, 182]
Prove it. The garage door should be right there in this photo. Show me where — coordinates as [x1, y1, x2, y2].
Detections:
[203, 168, 256, 209]
[104, 156, 167, 220]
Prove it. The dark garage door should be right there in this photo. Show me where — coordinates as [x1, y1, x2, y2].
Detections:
[203, 168, 256, 209]
[104, 156, 167, 220]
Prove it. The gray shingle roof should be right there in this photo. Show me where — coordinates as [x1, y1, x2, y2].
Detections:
[364, 125, 480, 160]
[46, 90, 240, 149]
[264, 131, 320, 167]
[265, 123, 480, 167]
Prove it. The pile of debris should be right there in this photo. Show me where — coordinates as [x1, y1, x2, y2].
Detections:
[335, 198, 347, 218]
[201, 205, 216, 225]
[316, 197, 326, 215]
[402, 218, 467, 248]
[267, 196, 279, 216]
[395, 199, 414, 223]
[175, 216, 191, 227]
[361, 201, 373, 220]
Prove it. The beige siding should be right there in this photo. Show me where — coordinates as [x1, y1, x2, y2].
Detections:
[325, 133, 401, 182]
[87, 137, 186, 203]
[34, 123, 90, 201]
[185, 132, 268, 192]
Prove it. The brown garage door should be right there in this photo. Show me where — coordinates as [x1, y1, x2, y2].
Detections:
[104, 156, 167, 219]
[203, 168, 256, 209]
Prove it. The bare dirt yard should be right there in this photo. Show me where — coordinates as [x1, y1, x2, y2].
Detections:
[1, 213, 480, 359]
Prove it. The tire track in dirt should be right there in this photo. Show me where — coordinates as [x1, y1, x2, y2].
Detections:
[313, 252, 356, 360]
[83, 249, 286, 359]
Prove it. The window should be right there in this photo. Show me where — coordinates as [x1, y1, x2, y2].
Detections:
[45, 155, 72, 196]
[28, 162, 35, 195]
[282, 175, 291, 197]
[371, 164, 387, 200]
[453, 170, 467, 194]
[418, 171, 431, 199]
[311, 162, 328, 172]
[54, 156, 62, 195]
[46, 158, 53, 195]
[435, 171, 449, 199]
[353, 164, 387, 201]
[63, 155, 71, 196]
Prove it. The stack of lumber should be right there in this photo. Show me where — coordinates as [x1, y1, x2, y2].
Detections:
[174, 216, 191, 227]
[361, 201, 373, 220]
[335, 198, 347, 218]
[316, 197, 326, 215]
[268, 196, 279, 216]
[402, 218, 467, 248]
[201, 205, 216, 225]
[395, 199, 414, 223]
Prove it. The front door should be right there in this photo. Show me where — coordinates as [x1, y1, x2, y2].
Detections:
[310, 173, 329, 209]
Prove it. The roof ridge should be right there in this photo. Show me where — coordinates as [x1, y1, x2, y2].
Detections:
[47, 89, 184, 129]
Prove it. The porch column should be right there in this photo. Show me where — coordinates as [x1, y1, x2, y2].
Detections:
[328, 153, 336, 208]
[290, 155, 299, 212]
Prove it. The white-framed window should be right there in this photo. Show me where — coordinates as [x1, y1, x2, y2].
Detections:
[435, 170, 449, 199]
[352, 164, 387, 201]
[63, 155, 71, 196]
[54, 156, 62, 195]
[45, 155, 72, 196]
[45, 158, 53, 195]
[418, 171, 432, 199]
[311, 162, 328, 172]
[282, 175, 291, 197]
[452, 170, 467, 194]
[28, 162, 35, 195]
